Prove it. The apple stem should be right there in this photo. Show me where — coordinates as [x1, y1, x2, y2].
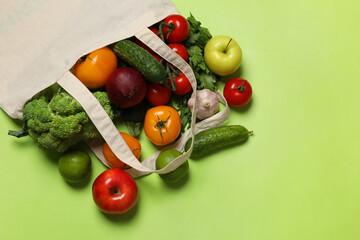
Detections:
[224, 39, 233, 53]
[248, 130, 254, 135]
[108, 187, 120, 194]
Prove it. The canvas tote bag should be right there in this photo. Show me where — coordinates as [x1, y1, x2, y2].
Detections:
[0, 0, 230, 178]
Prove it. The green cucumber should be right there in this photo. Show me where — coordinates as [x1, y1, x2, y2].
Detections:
[185, 125, 250, 158]
[113, 40, 166, 83]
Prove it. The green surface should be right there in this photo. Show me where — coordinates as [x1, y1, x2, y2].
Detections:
[1, 0, 360, 239]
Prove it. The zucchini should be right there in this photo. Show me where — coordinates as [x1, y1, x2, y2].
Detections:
[113, 40, 166, 83]
[185, 125, 250, 158]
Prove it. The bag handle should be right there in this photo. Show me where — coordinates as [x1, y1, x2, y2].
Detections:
[57, 71, 151, 172]
[88, 89, 231, 178]
[57, 27, 230, 178]
[57, 27, 198, 176]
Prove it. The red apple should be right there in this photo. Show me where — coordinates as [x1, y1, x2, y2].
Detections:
[92, 168, 138, 214]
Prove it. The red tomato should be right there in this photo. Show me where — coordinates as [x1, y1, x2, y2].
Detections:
[168, 43, 189, 62]
[146, 83, 171, 106]
[168, 73, 192, 95]
[135, 27, 160, 54]
[149, 26, 160, 35]
[223, 78, 253, 107]
[162, 15, 190, 43]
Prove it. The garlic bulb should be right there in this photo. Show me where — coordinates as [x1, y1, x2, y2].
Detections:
[188, 89, 219, 120]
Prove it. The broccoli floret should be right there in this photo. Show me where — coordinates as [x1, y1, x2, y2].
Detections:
[92, 91, 114, 119]
[82, 122, 101, 141]
[23, 97, 53, 133]
[28, 130, 83, 153]
[23, 97, 53, 126]
[49, 90, 83, 116]
[81, 91, 114, 141]
[49, 115, 83, 139]
[9, 87, 115, 152]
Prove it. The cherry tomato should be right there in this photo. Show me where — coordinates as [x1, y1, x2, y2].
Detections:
[102, 132, 141, 169]
[135, 27, 160, 54]
[146, 83, 171, 106]
[168, 73, 192, 95]
[73, 47, 117, 89]
[144, 106, 181, 146]
[167, 43, 189, 62]
[162, 15, 190, 43]
[223, 78, 253, 107]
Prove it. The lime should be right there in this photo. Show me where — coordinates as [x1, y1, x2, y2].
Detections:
[156, 149, 189, 183]
[58, 149, 91, 183]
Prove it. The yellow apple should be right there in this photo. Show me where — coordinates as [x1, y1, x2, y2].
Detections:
[204, 35, 242, 76]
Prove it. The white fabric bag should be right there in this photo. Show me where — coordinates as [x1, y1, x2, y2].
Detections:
[0, 0, 230, 178]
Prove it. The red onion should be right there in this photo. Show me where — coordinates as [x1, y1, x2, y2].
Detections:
[106, 67, 147, 108]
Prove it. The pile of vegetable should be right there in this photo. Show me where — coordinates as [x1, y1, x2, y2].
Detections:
[9, 14, 254, 215]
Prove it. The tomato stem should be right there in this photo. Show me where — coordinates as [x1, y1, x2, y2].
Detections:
[165, 62, 179, 91]
[166, 64, 176, 90]
[158, 21, 180, 91]
[78, 55, 94, 64]
[131, 148, 141, 152]
[154, 111, 172, 142]
[157, 22, 166, 42]
[233, 80, 247, 92]
[86, 56, 94, 62]
[158, 22, 175, 42]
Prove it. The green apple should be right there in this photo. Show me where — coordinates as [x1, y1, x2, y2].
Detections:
[204, 35, 242, 76]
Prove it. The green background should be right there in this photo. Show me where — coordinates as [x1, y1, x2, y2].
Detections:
[1, 0, 360, 239]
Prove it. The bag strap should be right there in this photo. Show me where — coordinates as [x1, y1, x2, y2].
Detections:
[126, 89, 231, 178]
[56, 28, 198, 176]
[57, 71, 151, 172]
[57, 27, 230, 178]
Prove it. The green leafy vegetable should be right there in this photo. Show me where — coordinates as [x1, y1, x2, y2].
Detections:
[187, 46, 206, 71]
[172, 93, 192, 134]
[185, 14, 212, 49]
[198, 73, 218, 90]
[187, 45, 218, 91]
[185, 14, 218, 91]
[122, 100, 148, 138]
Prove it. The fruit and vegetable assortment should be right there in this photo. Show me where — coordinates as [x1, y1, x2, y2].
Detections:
[9, 14, 253, 215]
